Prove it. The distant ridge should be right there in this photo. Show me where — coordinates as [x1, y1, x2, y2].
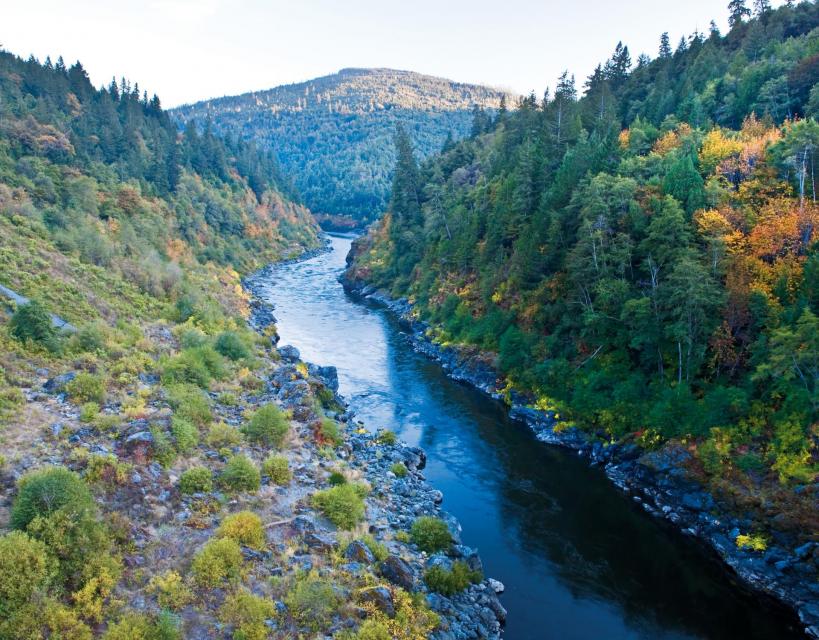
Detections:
[171, 68, 514, 225]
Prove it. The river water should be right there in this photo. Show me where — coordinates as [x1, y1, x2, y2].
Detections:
[254, 234, 802, 640]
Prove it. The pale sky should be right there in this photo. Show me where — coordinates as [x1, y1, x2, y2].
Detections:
[3, 0, 775, 108]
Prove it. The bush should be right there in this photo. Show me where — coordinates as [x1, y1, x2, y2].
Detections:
[217, 511, 265, 550]
[214, 331, 251, 361]
[328, 470, 347, 486]
[102, 611, 180, 640]
[262, 455, 291, 485]
[241, 404, 289, 447]
[206, 422, 242, 449]
[377, 430, 397, 445]
[79, 402, 100, 423]
[84, 454, 131, 488]
[166, 384, 212, 427]
[147, 570, 193, 610]
[191, 537, 244, 588]
[311, 483, 366, 530]
[170, 416, 198, 454]
[150, 425, 177, 468]
[0, 531, 51, 616]
[410, 517, 451, 553]
[73, 322, 107, 353]
[9, 299, 58, 350]
[423, 561, 482, 596]
[284, 573, 341, 632]
[66, 372, 106, 404]
[11, 466, 94, 530]
[178, 467, 213, 494]
[219, 589, 276, 640]
[161, 347, 225, 388]
[220, 455, 261, 493]
[319, 417, 342, 445]
[390, 462, 408, 478]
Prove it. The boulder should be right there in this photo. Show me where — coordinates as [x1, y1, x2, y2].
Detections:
[278, 345, 300, 362]
[378, 555, 415, 591]
[43, 372, 76, 393]
[359, 586, 395, 617]
[345, 540, 376, 564]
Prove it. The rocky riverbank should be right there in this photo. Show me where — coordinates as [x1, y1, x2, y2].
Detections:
[243, 270, 507, 639]
[339, 275, 819, 639]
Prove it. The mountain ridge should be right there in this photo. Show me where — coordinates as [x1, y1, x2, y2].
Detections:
[171, 68, 515, 224]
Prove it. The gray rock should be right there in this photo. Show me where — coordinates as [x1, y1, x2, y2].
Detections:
[345, 540, 376, 564]
[378, 555, 415, 591]
[43, 372, 76, 393]
[359, 586, 395, 617]
[278, 345, 300, 362]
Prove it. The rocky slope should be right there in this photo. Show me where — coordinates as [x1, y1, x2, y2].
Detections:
[340, 264, 819, 639]
[0, 255, 505, 638]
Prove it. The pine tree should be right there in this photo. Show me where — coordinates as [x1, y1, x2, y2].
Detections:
[728, 0, 751, 28]
[659, 33, 672, 58]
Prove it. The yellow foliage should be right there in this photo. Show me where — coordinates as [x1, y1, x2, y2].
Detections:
[72, 565, 118, 623]
[735, 533, 767, 552]
[699, 129, 743, 174]
[217, 511, 266, 550]
[147, 570, 193, 610]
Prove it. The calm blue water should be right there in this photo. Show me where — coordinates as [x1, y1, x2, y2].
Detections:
[255, 234, 802, 640]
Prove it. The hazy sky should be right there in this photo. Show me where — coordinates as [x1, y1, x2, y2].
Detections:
[4, 0, 777, 107]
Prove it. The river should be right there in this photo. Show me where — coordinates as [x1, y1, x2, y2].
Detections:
[254, 233, 803, 640]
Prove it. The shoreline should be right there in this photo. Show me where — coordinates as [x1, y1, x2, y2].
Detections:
[243, 257, 508, 639]
[338, 275, 819, 639]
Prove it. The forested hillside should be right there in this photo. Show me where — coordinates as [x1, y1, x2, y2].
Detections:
[171, 68, 512, 226]
[348, 0, 819, 520]
[0, 50, 331, 637]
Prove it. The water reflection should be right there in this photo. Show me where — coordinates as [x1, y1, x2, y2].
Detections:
[256, 234, 803, 640]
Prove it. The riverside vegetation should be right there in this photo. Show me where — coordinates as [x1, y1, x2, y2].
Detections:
[345, 0, 819, 633]
[0, 50, 505, 638]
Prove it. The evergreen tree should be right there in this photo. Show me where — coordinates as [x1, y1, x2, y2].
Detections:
[728, 0, 751, 28]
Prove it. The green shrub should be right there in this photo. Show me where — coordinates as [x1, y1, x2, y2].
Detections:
[102, 611, 180, 640]
[390, 462, 408, 478]
[328, 470, 347, 486]
[214, 331, 251, 361]
[219, 589, 276, 640]
[0, 531, 51, 616]
[410, 517, 451, 553]
[311, 483, 366, 530]
[11, 466, 94, 530]
[218, 391, 239, 406]
[161, 347, 221, 388]
[85, 454, 131, 488]
[262, 455, 291, 485]
[150, 425, 177, 468]
[377, 430, 397, 446]
[147, 570, 193, 611]
[217, 511, 265, 550]
[166, 384, 212, 427]
[191, 537, 244, 588]
[79, 402, 100, 423]
[9, 299, 58, 351]
[178, 467, 213, 494]
[147, 571, 193, 611]
[284, 573, 341, 632]
[206, 422, 242, 449]
[73, 322, 107, 353]
[178, 327, 208, 349]
[66, 372, 106, 404]
[320, 417, 342, 445]
[170, 416, 198, 454]
[241, 404, 289, 447]
[220, 455, 261, 493]
[423, 561, 482, 596]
